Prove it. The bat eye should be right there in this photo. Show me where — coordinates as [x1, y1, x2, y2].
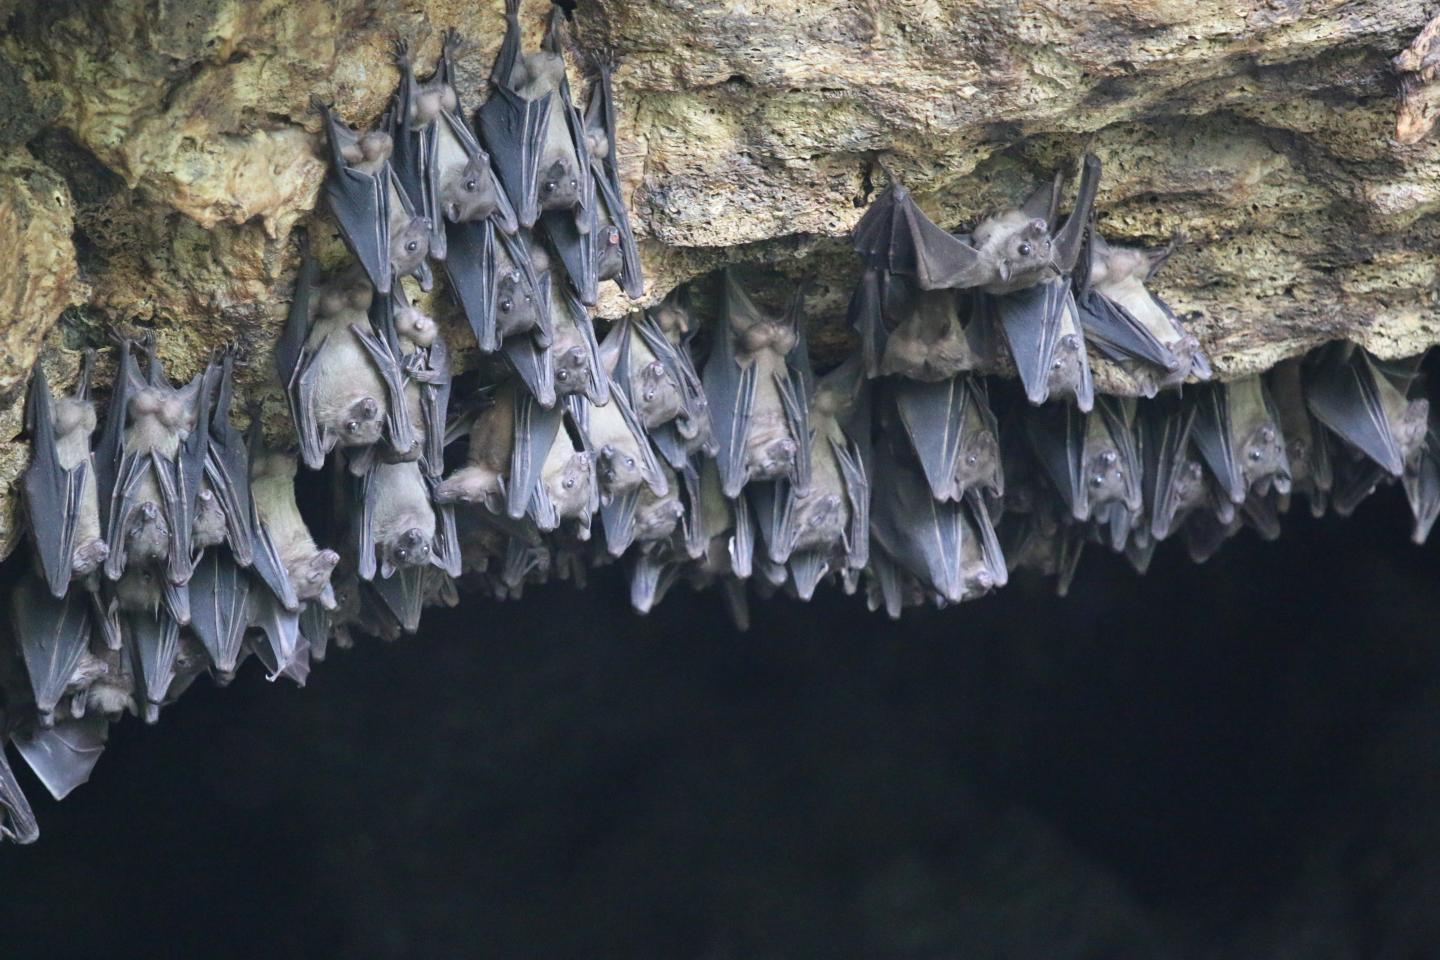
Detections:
[406, 240, 419, 253]
[556, 369, 569, 382]
[1018, 242, 1033, 257]
[1090, 474, 1105, 488]
[643, 390, 654, 401]
[1248, 448, 1264, 462]
[464, 178, 478, 192]
[499, 298, 512, 312]
[625, 457, 635, 468]
[345, 420, 360, 434]
[543, 180, 557, 194]
[966, 454, 978, 466]
[563, 477, 576, 490]
[569, 179, 577, 189]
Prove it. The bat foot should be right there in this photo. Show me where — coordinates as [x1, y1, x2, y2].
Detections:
[71, 539, 109, 577]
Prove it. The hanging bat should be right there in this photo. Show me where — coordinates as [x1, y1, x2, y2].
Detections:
[1267, 357, 1332, 518]
[1024, 395, 1141, 549]
[276, 235, 415, 469]
[371, 564, 458, 636]
[250, 446, 340, 608]
[445, 215, 549, 355]
[1304, 342, 1429, 479]
[354, 457, 462, 582]
[1189, 376, 1291, 505]
[1134, 392, 1230, 544]
[10, 716, 108, 803]
[853, 156, 1100, 409]
[245, 583, 307, 685]
[703, 269, 811, 499]
[869, 431, 1005, 607]
[11, 575, 95, 727]
[0, 743, 38, 844]
[570, 379, 667, 505]
[480, 0, 592, 230]
[546, 60, 644, 304]
[597, 453, 688, 557]
[888, 372, 1001, 506]
[96, 335, 210, 590]
[22, 353, 109, 599]
[749, 356, 871, 599]
[1404, 413, 1440, 544]
[389, 32, 518, 262]
[110, 564, 182, 724]
[314, 98, 432, 294]
[602, 290, 714, 468]
[847, 269, 991, 382]
[435, 383, 517, 514]
[1075, 225, 1211, 396]
[546, 284, 608, 405]
[365, 288, 451, 477]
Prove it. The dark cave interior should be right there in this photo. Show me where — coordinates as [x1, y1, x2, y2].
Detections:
[2, 486, 1440, 959]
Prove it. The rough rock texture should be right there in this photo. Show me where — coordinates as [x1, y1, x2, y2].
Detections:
[0, 0, 1437, 556]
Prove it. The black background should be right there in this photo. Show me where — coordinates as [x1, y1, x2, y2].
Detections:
[3, 489, 1438, 958]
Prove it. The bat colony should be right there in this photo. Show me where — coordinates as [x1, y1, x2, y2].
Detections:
[2, 2, 1436, 843]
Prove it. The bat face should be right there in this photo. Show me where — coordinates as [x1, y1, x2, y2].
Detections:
[389, 213, 431, 281]
[543, 449, 594, 522]
[972, 211, 1054, 293]
[633, 486, 687, 543]
[496, 264, 544, 340]
[539, 156, 580, 213]
[596, 221, 624, 281]
[631, 360, 685, 429]
[439, 155, 504, 224]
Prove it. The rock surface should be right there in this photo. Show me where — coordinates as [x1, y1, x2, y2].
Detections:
[0, 0, 1437, 557]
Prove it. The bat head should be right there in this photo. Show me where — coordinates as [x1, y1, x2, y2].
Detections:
[124, 502, 170, 568]
[291, 549, 340, 603]
[597, 443, 644, 497]
[389, 216, 432, 281]
[496, 269, 543, 340]
[954, 427, 1002, 500]
[792, 491, 847, 553]
[634, 491, 686, 542]
[596, 224, 624, 282]
[384, 527, 432, 573]
[974, 211, 1055, 289]
[632, 361, 684, 429]
[1047, 333, 1087, 404]
[746, 432, 799, 483]
[393, 301, 437, 349]
[552, 343, 592, 395]
[334, 396, 384, 449]
[1240, 421, 1289, 496]
[537, 158, 580, 212]
[440, 157, 504, 224]
[434, 466, 504, 513]
[547, 451, 594, 520]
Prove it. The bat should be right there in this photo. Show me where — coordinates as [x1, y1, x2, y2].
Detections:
[547, 284, 608, 405]
[388, 31, 518, 262]
[1267, 357, 1332, 518]
[370, 565, 457, 635]
[546, 60, 644, 304]
[889, 372, 1001, 505]
[1134, 392, 1230, 544]
[10, 575, 95, 727]
[480, 0, 592, 230]
[1304, 342, 1429, 479]
[1404, 413, 1440, 544]
[1075, 224, 1211, 396]
[1189, 376, 1291, 505]
[853, 156, 1101, 409]
[368, 288, 451, 477]
[10, 716, 108, 802]
[1024, 394, 1142, 550]
[868, 431, 1005, 607]
[749, 356, 871, 599]
[435, 383, 517, 514]
[110, 564, 182, 723]
[0, 743, 39, 844]
[850, 270, 991, 382]
[354, 458, 462, 583]
[97, 335, 210, 590]
[22, 352, 109, 598]
[599, 456, 688, 557]
[245, 582, 307, 685]
[276, 235, 415, 469]
[250, 446, 340, 609]
[187, 546, 252, 683]
[314, 98, 432, 294]
[444, 212, 549, 355]
[703, 269, 812, 499]
[570, 379, 667, 505]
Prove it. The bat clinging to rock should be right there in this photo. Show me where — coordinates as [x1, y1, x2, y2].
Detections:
[250, 447, 340, 609]
[355, 458, 461, 583]
[1304, 342, 1428, 480]
[23, 353, 108, 598]
[1189, 376, 1291, 506]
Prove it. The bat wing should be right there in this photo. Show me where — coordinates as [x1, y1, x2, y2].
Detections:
[1188, 383, 1243, 503]
[1024, 400, 1088, 521]
[1050, 154, 1102, 273]
[430, 475, 463, 578]
[1305, 344, 1408, 477]
[627, 548, 680, 615]
[389, 71, 448, 261]
[559, 290, 610, 405]
[23, 364, 84, 598]
[892, 376, 971, 502]
[12, 717, 108, 802]
[503, 332, 558, 407]
[247, 587, 306, 685]
[1405, 417, 1440, 544]
[869, 439, 965, 603]
[358, 297, 418, 459]
[0, 744, 38, 844]
[12, 577, 93, 723]
[545, 199, 600, 306]
[188, 547, 251, 679]
[704, 331, 757, 499]
[600, 487, 642, 556]
[988, 278, 1094, 411]
[779, 298, 813, 494]
[832, 430, 871, 572]
[102, 450, 149, 580]
[95, 342, 139, 549]
[852, 182, 988, 290]
[1138, 393, 1198, 541]
[370, 566, 425, 634]
[124, 605, 182, 724]
[748, 481, 794, 566]
[204, 352, 256, 566]
[1076, 289, 1181, 373]
[508, 391, 564, 521]
[319, 108, 392, 294]
[419, 336, 452, 477]
[847, 268, 889, 379]
[479, 88, 550, 230]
